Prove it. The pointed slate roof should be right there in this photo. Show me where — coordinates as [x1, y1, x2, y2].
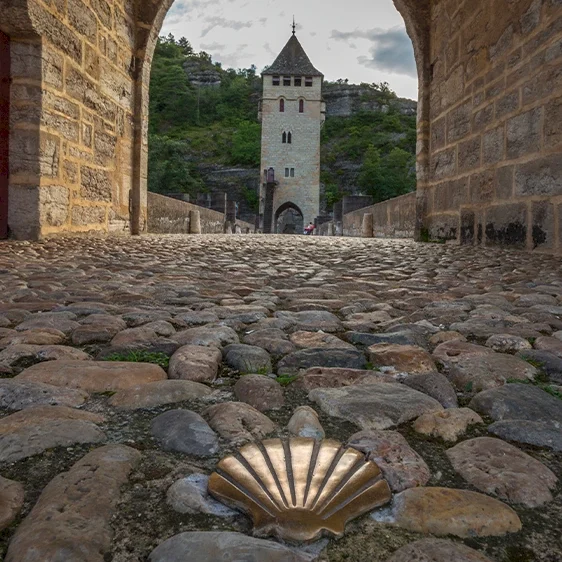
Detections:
[262, 35, 323, 77]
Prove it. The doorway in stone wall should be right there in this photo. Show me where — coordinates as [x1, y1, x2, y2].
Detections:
[0, 29, 9, 239]
[275, 202, 304, 235]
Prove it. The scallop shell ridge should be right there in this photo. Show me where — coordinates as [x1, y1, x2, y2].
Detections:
[208, 437, 392, 542]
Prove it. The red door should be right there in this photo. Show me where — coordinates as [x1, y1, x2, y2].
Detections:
[0, 30, 9, 239]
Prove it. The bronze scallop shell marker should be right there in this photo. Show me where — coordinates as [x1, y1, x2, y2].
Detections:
[208, 437, 392, 542]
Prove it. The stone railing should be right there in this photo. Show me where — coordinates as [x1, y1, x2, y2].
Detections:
[342, 192, 416, 238]
[147, 192, 253, 235]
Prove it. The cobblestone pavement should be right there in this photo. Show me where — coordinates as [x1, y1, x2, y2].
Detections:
[0, 234, 561, 562]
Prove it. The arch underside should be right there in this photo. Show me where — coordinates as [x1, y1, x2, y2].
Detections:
[1, 0, 561, 252]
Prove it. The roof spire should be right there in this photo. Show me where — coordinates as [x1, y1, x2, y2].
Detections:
[292, 16, 296, 35]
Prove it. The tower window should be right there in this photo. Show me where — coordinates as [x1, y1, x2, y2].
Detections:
[290, 168, 295, 177]
[305, 76, 313, 87]
[294, 77, 302, 86]
[299, 99, 304, 113]
[279, 99, 285, 112]
[272, 76, 280, 86]
[283, 76, 291, 86]
[287, 132, 292, 144]
[282, 132, 287, 144]
[285, 168, 295, 178]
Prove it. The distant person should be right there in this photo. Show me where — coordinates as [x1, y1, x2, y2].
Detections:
[304, 222, 315, 235]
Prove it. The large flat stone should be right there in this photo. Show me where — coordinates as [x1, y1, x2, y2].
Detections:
[348, 430, 430, 492]
[0, 344, 91, 367]
[152, 409, 219, 457]
[223, 344, 272, 374]
[402, 372, 458, 408]
[0, 475, 24, 531]
[469, 383, 562, 423]
[0, 379, 88, 410]
[488, 420, 562, 451]
[149, 531, 314, 562]
[275, 310, 342, 332]
[446, 437, 558, 507]
[413, 408, 483, 442]
[168, 344, 222, 383]
[5, 445, 140, 562]
[293, 367, 395, 390]
[14, 313, 79, 335]
[287, 406, 325, 439]
[309, 383, 443, 430]
[0, 405, 106, 463]
[108, 380, 211, 410]
[0, 329, 65, 348]
[368, 344, 436, 374]
[290, 331, 354, 349]
[202, 401, 276, 443]
[16, 360, 167, 392]
[447, 354, 537, 393]
[374, 487, 521, 537]
[278, 347, 367, 375]
[386, 539, 494, 562]
[173, 325, 239, 348]
[234, 374, 284, 411]
[516, 349, 562, 383]
[433, 341, 495, 371]
[167, 473, 238, 517]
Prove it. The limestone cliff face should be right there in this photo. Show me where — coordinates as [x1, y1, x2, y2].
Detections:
[323, 84, 417, 118]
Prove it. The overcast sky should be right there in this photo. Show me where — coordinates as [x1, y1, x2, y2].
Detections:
[162, 0, 418, 100]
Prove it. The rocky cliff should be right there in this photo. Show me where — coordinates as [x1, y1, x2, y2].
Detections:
[323, 83, 417, 118]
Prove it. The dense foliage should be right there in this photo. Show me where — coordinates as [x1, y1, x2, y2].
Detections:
[148, 35, 417, 205]
[321, 82, 417, 205]
[148, 34, 261, 195]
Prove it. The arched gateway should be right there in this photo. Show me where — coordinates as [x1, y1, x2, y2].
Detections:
[0, 0, 561, 252]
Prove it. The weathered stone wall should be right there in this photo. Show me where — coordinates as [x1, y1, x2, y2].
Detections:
[3, 0, 562, 253]
[342, 192, 416, 238]
[147, 192, 253, 234]
[2, 0, 140, 239]
[426, 0, 562, 251]
[259, 73, 323, 229]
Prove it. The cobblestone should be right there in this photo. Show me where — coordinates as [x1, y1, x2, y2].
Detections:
[0, 234, 561, 561]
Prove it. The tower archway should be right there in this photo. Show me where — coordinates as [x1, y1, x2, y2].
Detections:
[274, 201, 304, 235]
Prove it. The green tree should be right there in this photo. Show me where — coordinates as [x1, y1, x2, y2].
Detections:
[380, 148, 416, 197]
[148, 135, 203, 195]
[230, 121, 261, 166]
[358, 145, 383, 199]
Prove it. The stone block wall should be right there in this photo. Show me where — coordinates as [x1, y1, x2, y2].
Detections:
[3, 0, 562, 254]
[2, 0, 140, 239]
[147, 192, 253, 234]
[426, 0, 562, 251]
[342, 192, 416, 238]
[259, 74, 323, 228]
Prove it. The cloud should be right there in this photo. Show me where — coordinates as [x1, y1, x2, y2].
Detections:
[200, 42, 227, 52]
[200, 16, 253, 38]
[166, 0, 213, 24]
[331, 26, 416, 77]
[263, 42, 276, 58]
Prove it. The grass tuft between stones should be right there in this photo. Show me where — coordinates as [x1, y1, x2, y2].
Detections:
[103, 350, 170, 369]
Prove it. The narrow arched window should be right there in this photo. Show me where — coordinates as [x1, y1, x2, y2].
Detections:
[287, 132, 292, 144]
[279, 99, 285, 112]
[282, 132, 287, 143]
[299, 99, 304, 113]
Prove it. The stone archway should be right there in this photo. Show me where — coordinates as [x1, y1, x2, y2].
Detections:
[274, 201, 305, 234]
[1, 0, 561, 252]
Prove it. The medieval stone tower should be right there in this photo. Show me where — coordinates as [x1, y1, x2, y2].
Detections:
[259, 30, 325, 233]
